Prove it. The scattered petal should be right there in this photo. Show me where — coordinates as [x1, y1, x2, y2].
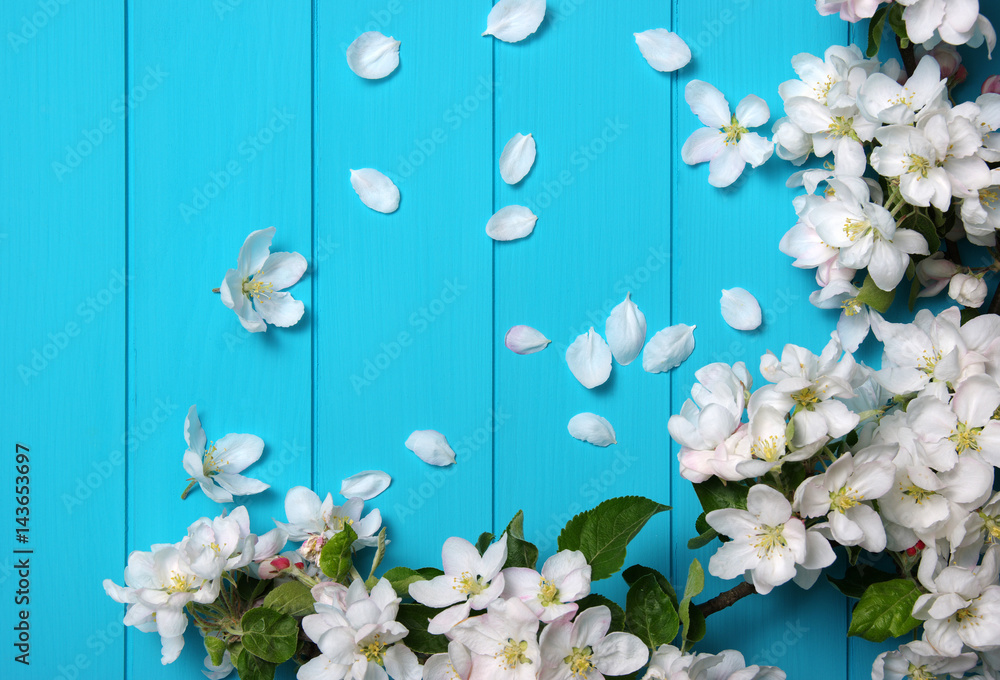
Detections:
[505, 325, 551, 355]
[642, 324, 696, 373]
[340, 470, 392, 500]
[568, 413, 617, 447]
[565, 328, 613, 389]
[720, 288, 762, 331]
[346, 32, 401, 79]
[499, 133, 537, 185]
[634, 29, 691, 73]
[483, 0, 546, 42]
[350, 168, 400, 214]
[605, 293, 647, 366]
[485, 205, 537, 241]
[405, 430, 457, 467]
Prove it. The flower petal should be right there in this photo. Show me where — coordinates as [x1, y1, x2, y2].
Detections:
[735, 94, 770, 129]
[214, 472, 269, 496]
[707, 144, 746, 187]
[634, 29, 691, 72]
[405, 430, 457, 466]
[482, 0, 545, 42]
[499, 133, 536, 185]
[257, 251, 307, 292]
[720, 287, 762, 330]
[214, 433, 265, 473]
[565, 328, 613, 389]
[505, 325, 551, 354]
[350, 168, 400, 214]
[237, 227, 275, 278]
[485, 205, 537, 241]
[605, 292, 647, 365]
[184, 404, 206, 453]
[255, 291, 305, 328]
[346, 31, 400, 79]
[642, 324, 696, 373]
[685, 80, 731, 128]
[340, 470, 392, 500]
[568, 413, 617, 447]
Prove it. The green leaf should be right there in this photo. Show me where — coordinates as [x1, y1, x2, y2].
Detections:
[678, 559, 705, 649]
[685, 604, 707, 644]
[687, 527, 718, 550]
[236, 572, 271, 602]
[692, 478, 749, 514]
[625, 573, 679, 648]
[828, 564, 897, 600]
[204, 636, 226, 668]
[902, 210, 940, 254]
[240, 607, 299, 664]
[383, 566, 428, 597]
[319, 525, 357, 581]
[369, 527, 387, 578]
[856, 274, 896, 314]
[961, 307, 981, 323]
[475, 532, 495, 555]
[397, 603, 450, 655]
[886, 3, 908, 41]
[236, 649, 277, 680]
[622, 565, 677, 605]
[502, 511, 539, 569]
[262, 581, 316, 618]
[575, 593, 626, 632]
[848, 579, 923, 642]
[867, 6, 888, 58]
[558, 497, 670, 581]
[506, 510, 526, 538]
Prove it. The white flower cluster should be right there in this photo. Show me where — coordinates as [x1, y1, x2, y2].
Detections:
[669, 307, 1000, 677]
[643, 644, 785, 680]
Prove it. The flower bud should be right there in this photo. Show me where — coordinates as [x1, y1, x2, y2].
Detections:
[918, 44, 962, 79]
[298, 535, 327, 564]
[258, 556, 291, 580]
[983, 75, 1000, 95]
[948, 272, 987, 308]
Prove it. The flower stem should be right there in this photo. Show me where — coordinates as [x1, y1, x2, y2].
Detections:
[989, 284, 1000, 316]
[180, 479, 197, 500]
[896, 35, 916, 78]
[697, 581, 757, 617]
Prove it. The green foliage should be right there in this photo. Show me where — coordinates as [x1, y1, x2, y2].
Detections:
[687, 512, 718, 549]
[885, 3, 908, 45]
[236, 571, 271, 602]
[625, 573, 679, 649]
[204, 636, 226, 668]
[382, 566, 444, 598]
[828, 563, 897, 600]
[397, 603, 450, 655]
[856, 274, 896, 314]
[237, 650, 277, 680]
[622, 565, 677, 605]
[319, 525, 357, 582]
[866, 6, 888, 57]
[848, 579, 923, 642]
[262, 581, 316, 618]
[240, 607, 299, 664]
[475, 532, 495, 555]
[693, 477, 749, 515]
[503, 510, 539, 569]
[678, 559, 705, 650]
[575, 593, 626, 632]
[558, 497, 670, 580]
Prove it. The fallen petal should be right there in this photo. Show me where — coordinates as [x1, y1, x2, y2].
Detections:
[340, 470, 392, 500]
[405, 430, 456, 466]
[350, 169, 400, 214]
[605, 292, 647, 365]
[505, 325, 551, 355]
[720, 288, 762, 331]
[566, 328, 612, 389]
[346, 32, 401, 79]
[486, 205, 537, 241]
[483, 0, 546, 42]
[642, 324, 696, 373]
[499, 133, 536, 185]
[568, 413, 617, 447]
[634, 29, 691, 72]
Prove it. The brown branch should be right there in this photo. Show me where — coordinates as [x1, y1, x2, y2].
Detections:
[697, 581, 757, 617]
[896, 35, 917, 78]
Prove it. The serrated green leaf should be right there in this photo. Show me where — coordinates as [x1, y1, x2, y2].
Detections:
[396, 603, 450, 655]
[476, 532, 495, 555]
[240, 607, 299, 664]
[828, 564, 897, 600]
[557, 510, 591, 553]
[575, 497, 670, 581]
[319, 525, 357, 582]
[382, 566, 431, 598]
[848, 579, 923, 642]
[227, 641, 244, 668]
[262, 581, 316, 618]
[502, 511, 538, 569]
[867, 6, 888, 58]
[685, 603, 707, 644]
[625, 573, 679, 648]
[205, 636, 226, 668]
[237, 649, 276, 680]
[856, 274, 896, 314]
[622, 565, 677, 605]
[505, 510, 526, 539]
[575, 593, 626, 632]
[678, 559, 705, 650]
[693, 478, 749, 514]
[236, 572, 270, 602]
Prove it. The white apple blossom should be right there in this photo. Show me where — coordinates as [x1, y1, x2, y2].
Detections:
[423, 641, 472, 680]
[857, 55, 947, 125]
[181, 506, 256, 580]
[915, 253, 960, 297]
[949, 272, 988, 307]
[502, 549, 591, 622]
[275, 486, 382, 549]
[220, 226, 307, 332]
[815, 0, 887, 22]
[809, 280, 872, 353]
[449, 597, 540, 680]
[538, 605, 648, 680]
[681, 80, 774, 187]
[180, 405, 268, 504]
[872, 640, 978, 680]
[896, 0, 994, 50]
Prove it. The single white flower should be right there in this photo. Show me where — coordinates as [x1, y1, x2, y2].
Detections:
[275, 486, 382, 548]
[809, 280, 871, 353]
[857, 55, 947, 125]
[181, 506, 256, 580]
[502, 549, 592, 622]
[220, 227, 307, 332]
[449, 598, 540, 680]
[873, 640, 977, 680]
[181, 405, 268, 504]
[949, 272, 988, 307]
[538, 605, 648, 680]
[682, 81, 773, 187]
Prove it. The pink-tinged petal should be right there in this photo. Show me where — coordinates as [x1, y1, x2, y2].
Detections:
[685, 80, 731, 128]
[236, 227, 275, 278]
[735, 94, 770, 129]
[258, 251, 307, 291]
[254, 528, 287, 560]
[469, 572, 505, 609]
[480, 535, 509, 579]
[408, 574, 467, 608]
[570, 605, 611, 648]
[255, 291, 305, 328]
[681, 127, 725, 165]
[505, 325, 551, 355]
[427, 601, 473, 635]
[501, 567, 541, 599]
[708, 145, 746, 187]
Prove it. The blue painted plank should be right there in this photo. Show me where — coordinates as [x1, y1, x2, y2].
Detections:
[126, 2, 312, 676]
[493, 1, 673, 606]
[671, 2, 853, 678]
[314, 2, 494, 569]
[0, 2, 126, 678]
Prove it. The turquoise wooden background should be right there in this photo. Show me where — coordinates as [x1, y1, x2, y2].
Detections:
[3, 2, 996, 679]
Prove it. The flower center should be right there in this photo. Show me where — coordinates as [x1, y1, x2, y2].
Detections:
[498, 638, 531, 669]
[752, 524, 787, 557]
[167, 571, 197, 594]
[329, 515, 354, 532]
[901, 482, 935, 504]
[954, 606, 979, 625]
[919, 350, 942, 374]
[829, 485, 861, 513]
[792, 387, 821, 409]
[905, 154, 932, 178]
[751, 435, 781, 462]
[538, 578, 560, 607]
[202, 442, 226, 476]
[950, 422, 982, 454]
[360, 636, 386, 665]
[842, 218, 871, 242]
[242, 270, 273, 302]
[906, 663, 936, 680]
[722, 114, 748, 145]
[841, 297, 863, 316]
[814, 75, 835, 102]
[563, 646, 595, 678]
[456, 572, 486, 596]
[980, 187, 998, 208]
[979, 511, 1000, 542]
[827, 116, 859, 141]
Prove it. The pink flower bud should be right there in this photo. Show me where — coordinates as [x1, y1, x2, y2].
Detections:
[258, 556, 291, 580]
[983, 75, 1000, 95]
[298, 535, 327, 564]
[952, 65, 967, 87]
[919, 44, 962, 79]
